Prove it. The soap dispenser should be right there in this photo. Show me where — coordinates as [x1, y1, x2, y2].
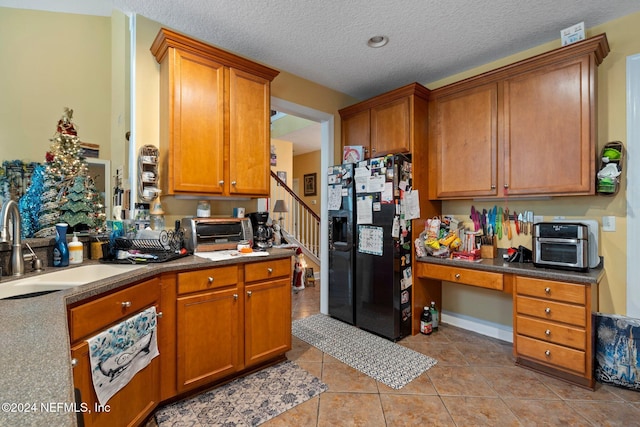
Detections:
[69, 232, 84, 265]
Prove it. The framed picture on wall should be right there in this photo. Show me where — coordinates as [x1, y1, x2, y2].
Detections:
[304, 173, 317, 196]
[276, 170, 287, 185]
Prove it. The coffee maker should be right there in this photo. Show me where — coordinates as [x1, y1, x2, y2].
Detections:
[247, 212, 273, 250]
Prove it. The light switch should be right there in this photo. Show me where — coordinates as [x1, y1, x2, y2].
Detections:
[602, 216, 616, 232]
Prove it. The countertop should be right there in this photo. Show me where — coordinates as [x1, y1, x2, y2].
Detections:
[417, 253, 604, 285]
[0, 249, 295, 427]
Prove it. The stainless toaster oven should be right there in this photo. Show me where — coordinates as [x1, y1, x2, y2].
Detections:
[182, 217, 253, 252]
[532, 222, 589, 272]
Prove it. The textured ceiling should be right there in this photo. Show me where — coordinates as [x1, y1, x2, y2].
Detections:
[109, 0, 640, 100]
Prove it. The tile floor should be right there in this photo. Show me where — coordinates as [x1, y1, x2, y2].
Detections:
[264, 283, 640, 426]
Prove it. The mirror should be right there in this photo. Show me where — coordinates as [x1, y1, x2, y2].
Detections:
[0, 5, 130, 207]
[86, 158, 111, 222]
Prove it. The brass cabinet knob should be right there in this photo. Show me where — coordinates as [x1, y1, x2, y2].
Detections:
[208, 277, 214, 283]
[545, 350, 551, 357]
[121, 301, 132, 308]
[233, 294, 238, 300]
[71, 358, 78, 368]
[545, 287, 551, 294]
[267, 268, 273, 274]
[545, 307, 551, 314]
[454, 273, 461, 279]
[247, 291, 252, 297]
[218, 180, 224, 185]
[231, 181, 237, 186]
[545, 329, 551, 336]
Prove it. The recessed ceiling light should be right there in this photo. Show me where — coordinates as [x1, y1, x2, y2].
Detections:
[367, 35, 388, 48]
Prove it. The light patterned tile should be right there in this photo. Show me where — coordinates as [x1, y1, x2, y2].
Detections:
[441, 396, 521, 426]
[318, 392, 385, 427]
[503, 398, 591, 427]
[380, 394, 455, 426]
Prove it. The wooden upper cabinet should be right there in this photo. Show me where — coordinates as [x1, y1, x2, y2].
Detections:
[339, 83, 430, 159]
[428, 34, 609, 200]
[504, 56, 593, 196]
[429, 83, 498, 199]
[151, 28, 279, 197]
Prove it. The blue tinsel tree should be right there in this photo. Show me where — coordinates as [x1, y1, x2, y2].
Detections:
[18, 164, 45, 238]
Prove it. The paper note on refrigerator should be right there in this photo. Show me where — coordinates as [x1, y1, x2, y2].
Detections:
[402, 189, 421, 220]
[358, 225, 384, 256]
[367, 174, 386, 193]
[328, 186, 342, 210]
[356, 195, 373, 224]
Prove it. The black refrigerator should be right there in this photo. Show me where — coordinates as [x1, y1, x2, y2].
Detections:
[354, 154, 413, 341]
[327, 163, 357, 324]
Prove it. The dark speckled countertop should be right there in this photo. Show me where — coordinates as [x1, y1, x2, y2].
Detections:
[417, 252, 604, 284]
[0, 249, 294, 427]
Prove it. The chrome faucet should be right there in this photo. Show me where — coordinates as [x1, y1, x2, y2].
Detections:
[0, 199, 25, 276]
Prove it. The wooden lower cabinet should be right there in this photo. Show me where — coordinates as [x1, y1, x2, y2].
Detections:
[68, 278, 161, 427]
[68, 257, 292, 425]
[245, 277, 292, 367]
[176, 286, 242, 392]
[513, 275, 597, 389]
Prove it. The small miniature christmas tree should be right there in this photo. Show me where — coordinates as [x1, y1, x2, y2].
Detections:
[34, 163, 62, 237]
[59, 175, 96, 231]
[47, 107, 88, 180]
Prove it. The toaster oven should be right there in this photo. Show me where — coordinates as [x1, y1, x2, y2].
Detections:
[182, 217, 253, 252]
[532, 222, 589, 272]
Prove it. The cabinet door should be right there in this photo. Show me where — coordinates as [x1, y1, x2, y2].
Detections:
[71, 324, 160, 427]
[341, 109, 371, 158]
[228, 68, 271, 196]
[503, 56, 594, 196]
[430, 83, 498, 199]
[177, 287, 242, 391]
[244, 278, 292, 367]
[370, 97, 411, 156]
[169, 48, 225, 194]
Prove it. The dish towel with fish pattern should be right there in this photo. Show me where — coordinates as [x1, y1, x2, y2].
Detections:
[88, 306, 159, 406]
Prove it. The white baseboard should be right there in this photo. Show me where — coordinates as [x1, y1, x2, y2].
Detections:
[441, 311, 513, 343]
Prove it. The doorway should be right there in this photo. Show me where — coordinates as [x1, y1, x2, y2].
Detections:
[270, 97, 334, 315]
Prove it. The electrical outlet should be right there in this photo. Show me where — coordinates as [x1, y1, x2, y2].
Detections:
[602, 216, 616, 232]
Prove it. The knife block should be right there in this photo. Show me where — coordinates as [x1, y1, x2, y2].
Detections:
[480, 240, 497, 259]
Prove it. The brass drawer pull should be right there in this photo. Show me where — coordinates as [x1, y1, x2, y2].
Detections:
[121, 301, 132, 308]
[545, 307, 551, 314]
[218, 180, 224, 185]
[545, 287, 551, 294]
[454, 273, 461, 279]
[71, 358, 78, 368]
[208, 277, 214, 283]
[233, 294, 238, 300]
[267, 268, 273, 274]
[247, 291, 252, 297]
[157, 311, 163, 318]
[545, 350, 551, 357]
[545, 329, 551, 336]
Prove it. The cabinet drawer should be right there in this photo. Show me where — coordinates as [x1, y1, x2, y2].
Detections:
[69, 277, 160, 342]
[516, 334, 586, 374]
[516, 276, 586, 304]
[516, 315, 586, 350]
[423, 263, 503, 290]
[178, 266, 239, 295]
[516, 296, 586, 327]
[244, 258, 291, 283]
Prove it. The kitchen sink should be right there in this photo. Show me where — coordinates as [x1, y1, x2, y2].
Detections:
[0, 264, 145, 300]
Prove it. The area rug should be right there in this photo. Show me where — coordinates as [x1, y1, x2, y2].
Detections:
[292, 314, 437, 390]
[155, 360, 327, 426]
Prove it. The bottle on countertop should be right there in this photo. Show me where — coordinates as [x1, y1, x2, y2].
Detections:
[420, 306, 433, 335]
[430, 301, 439, 331]
[69, 232, 84, 265]
[53, 223, 69, 267]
